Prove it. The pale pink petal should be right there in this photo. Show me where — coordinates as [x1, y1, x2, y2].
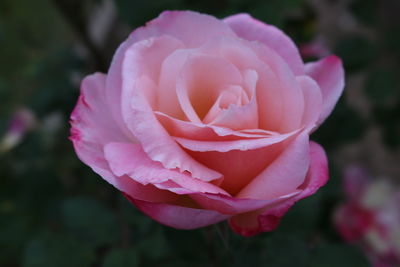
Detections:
[194, 36, 295, 132]
[117, 176, 179, 203]
[157, 36, 260, 118]
[125, 195, 230, 230]
[120, 38, 222, 182]
[208, 70, 259, 130]
[70, 73, 131, 185]
[174, 129, 299, 152]
[187, 140, 286, 195]
[157, 49, 191, 119]
[156, 111, 271, 141]
[105, 35, 183, 139]
[296, 75, 323, 129]
[249, 42, 305, 133]
[229, 141, 329, 236]
[130, 11, 237, 48]
[70, 74, 176, 203]
[203, 85, 245, 124]
[237, 132, 310, 200]
[305, 55, 345, 126]
[104, 142, 228, 195]
[196, 36, 265, 83]
[224, 13, 304, 75]
[176, 54, 243, 122]
[190, 190, 300, 215]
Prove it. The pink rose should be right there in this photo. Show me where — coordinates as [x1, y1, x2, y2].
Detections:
[70, 11, 344, 236]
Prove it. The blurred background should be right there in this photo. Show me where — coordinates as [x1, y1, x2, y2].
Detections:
[1, 0, 399, 266]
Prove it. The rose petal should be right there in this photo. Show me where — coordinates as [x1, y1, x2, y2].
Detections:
[237, 132, 310, 200]
[187, 141, 286, 195]
[249, 41, 305, 133]
[176, 54, 243, 122]
[125, 195, 230, 229]
[70, 74, 175, 203]
[104, 142, 228, 195]
[70, 73, 131, 186]
[191, 190, 300, 215]
[296, 75, 323, 129]
[130, 11, 237, 48]
[156, 110, 271, 141]
[229, 141, 329, 236]
[157, 49, 191, 119]
[208, 69, 259, 130]
[120, 37, 222, 182]
[224, 13, 304, 75]
[199, 36, 304, 133]
[305, 55, 345, 126]
[174, 130, 299, 152]
[106, 8, 239, 133]
[202, 85, 245, 124]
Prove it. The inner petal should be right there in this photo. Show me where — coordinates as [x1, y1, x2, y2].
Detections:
[203, 85, 244, 124]
[176, 55, 243, 123]
[206, 69, 259, 130]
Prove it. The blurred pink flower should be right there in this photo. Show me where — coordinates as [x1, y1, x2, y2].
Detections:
[0, 108, 36, 152]
[335, 166, 400, 267]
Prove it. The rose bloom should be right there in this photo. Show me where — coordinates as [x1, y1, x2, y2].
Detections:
[70, 11, 344, 236]
[335, 166, 400, 266]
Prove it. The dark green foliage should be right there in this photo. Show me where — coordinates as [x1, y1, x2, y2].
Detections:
[309, 244, 370, 267]
[62, 197, 119, 246]
[102, 248, 140, 267]
[335, 36, 377, 72]
[22, 232, 95, 267]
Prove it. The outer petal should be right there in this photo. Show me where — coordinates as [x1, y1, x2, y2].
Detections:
[229, 141, 329, 236]
[190, 190, 300, 215]
[70, 73, 131, 186]
[124, 194, 230, 229]
[104, 142, 228, 195]
[224, 13, 304, 75]
[296, 75, 323, 129]
[130, 11, 237, 48]
[70, 74, 175, 203]
[305, 55, 345, 126]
